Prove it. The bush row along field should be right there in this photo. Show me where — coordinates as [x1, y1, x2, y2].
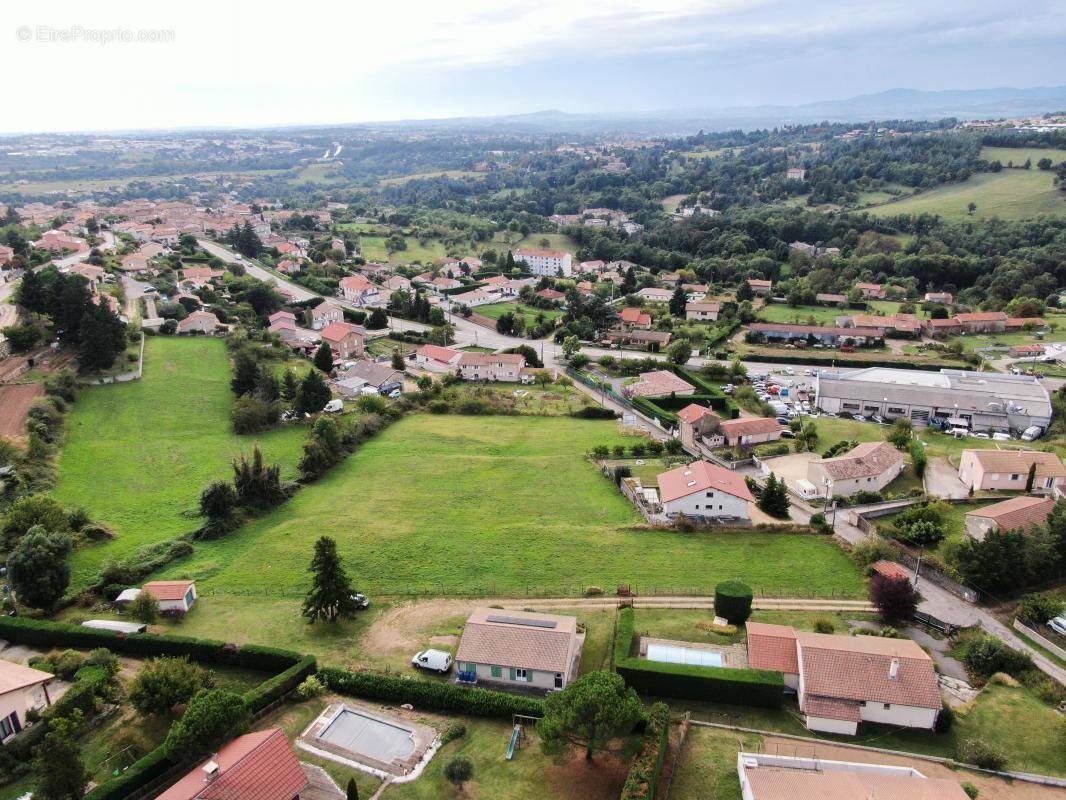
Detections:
[56, 337, 309, 590]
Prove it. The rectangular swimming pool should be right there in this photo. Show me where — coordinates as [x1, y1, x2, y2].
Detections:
[645, 643, 724, 667]
[319, 707, 417, 764]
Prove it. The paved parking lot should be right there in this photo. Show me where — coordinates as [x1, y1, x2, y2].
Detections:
[760, 452, 822, 494]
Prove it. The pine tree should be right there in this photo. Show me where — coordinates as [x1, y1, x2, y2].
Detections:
[669, 285, 687, 317]
[303, 536, 360, 622]
[757, 474, 790, 519]
[313, 342, 335, 373]
[296, 369, 332, 414]
[281, 369, 298, 403]
[346, 778, 359, 800]
[79, 303, 127, 371]
[231, 350, 260, 397]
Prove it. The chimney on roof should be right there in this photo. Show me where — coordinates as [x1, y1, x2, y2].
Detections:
[888, 658, 900, 681]
[202, 760, 220, 782]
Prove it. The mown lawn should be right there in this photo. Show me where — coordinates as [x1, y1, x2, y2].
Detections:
[385, 717, 630, 800]
[476, 301, 564, 328]
[756, 303, 850, 325]
[56, 337, 309, 591]
[149, 414, 864, 599]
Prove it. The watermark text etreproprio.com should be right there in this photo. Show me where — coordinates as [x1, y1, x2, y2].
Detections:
[15, 25, 176, 45]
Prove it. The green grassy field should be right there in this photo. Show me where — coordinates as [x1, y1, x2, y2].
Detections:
[494, 231, 579, 256]
[379, 169, 484, 186]
[869, 166, 1066, 220]
[359, 234, 451, 265]
[756, 303, 850, 325]
[476, 301, 564, 328]
[148, 414, 863, 598]
[979, 146, 1066, 167]
[56, 337, 309, 590]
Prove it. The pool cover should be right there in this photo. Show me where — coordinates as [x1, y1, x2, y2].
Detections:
[645, 643, 723, 667]
[319, 708, 417, 764]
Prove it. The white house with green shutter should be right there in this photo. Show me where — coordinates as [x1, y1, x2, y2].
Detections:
[454, 608, 583, 692]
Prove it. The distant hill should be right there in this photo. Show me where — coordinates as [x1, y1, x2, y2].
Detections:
[368, 86, 1066, 136]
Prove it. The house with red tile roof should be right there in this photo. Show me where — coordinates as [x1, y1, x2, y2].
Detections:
[870, 560, 912, 583]
[535, 288, 565, 303]
[923, 291, 954, 305]
[309, 300, 343, 331]
[1005, 316, 1047, 330]
[685, 302, 720, 322]
[142, 580, 197, 614]
[806, 442, 905, 498]
[677, 403, 724, 451]
[619, 306, 652, 329]
[176, 311, 221, 335]
[854, 282, 885, 299]
[747, 278, 772, 295]
[319, 322, 365, 360]
[413, 344, 462, 373]
[454, 608, 581, 691]
[958, 449, 1066, 494]
[816, 293, 848, 306]
[457, 353, 526, 382]
[951, 311, 1008, 333]
[656, 460, 754, 521]
[156, 728, 308, 800]
[965, 495, 1055, 541]
[747, 623, 941, 735]
[717, 417, 783, 448]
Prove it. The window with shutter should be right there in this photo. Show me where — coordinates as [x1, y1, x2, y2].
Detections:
[490, 665, 502, 678]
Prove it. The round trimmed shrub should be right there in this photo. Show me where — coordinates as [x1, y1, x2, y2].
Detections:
[715, 580, 753, 625]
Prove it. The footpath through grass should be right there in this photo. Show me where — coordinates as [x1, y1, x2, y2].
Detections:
[57, 337, 308, 590]
[154, 414, 864, 598]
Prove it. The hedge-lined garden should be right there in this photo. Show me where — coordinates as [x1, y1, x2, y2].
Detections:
[612, 608, 783, 708]
[619, 702, 671, 800]
[0, 617, 316, 800]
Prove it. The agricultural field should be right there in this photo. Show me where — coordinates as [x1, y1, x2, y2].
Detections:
[147, 414, 864, 601]
[868, 166, 1066, 220]
[56, 337, 309, 591]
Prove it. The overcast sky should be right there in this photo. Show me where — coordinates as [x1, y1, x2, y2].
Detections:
[2, 0, 1065, 133]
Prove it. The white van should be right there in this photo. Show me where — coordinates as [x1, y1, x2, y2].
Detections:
[323, 399, 344, 413]
[1021, 426, 1044, 442]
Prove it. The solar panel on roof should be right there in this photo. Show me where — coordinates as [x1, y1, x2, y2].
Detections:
[485, 615, 558, 629]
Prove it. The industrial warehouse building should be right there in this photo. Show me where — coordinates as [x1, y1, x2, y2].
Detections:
[814, 368, 1052, 433]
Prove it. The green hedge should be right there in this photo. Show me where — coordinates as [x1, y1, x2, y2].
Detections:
[620, 702, 671, 800]
[616, 660, 783, 707]
[715, 580, 754, 625]
[244, 655, 317, 713]
[0, 618, 302, 673]
[571, 406, 619, 419]
[615, 607, 637, 665]
[84, 747, 174, 800]
[318, 667, 544, 718]
[613, 609, 781, 708]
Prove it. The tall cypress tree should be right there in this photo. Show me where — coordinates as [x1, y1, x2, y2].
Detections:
[303, 536, 359, 623]
[313, 342, 335, 373]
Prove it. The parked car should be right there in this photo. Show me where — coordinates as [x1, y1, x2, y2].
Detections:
[322, 399, 344, 413]
[871, 414, 886, 425]
[781, 430, 796, 438]
[350, 593, 370, 610]
[1049, 616, 1066, 636]
[388, 388, 402, 399]
[973, 432, 991, 439]
[776, 417, 790, 425]
[785, 367, 796, 376]
[992, 432, 1012, 441]
[412, 649, 453, 674]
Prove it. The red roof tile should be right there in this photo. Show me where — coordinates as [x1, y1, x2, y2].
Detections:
[156, 729, 306, 800]
[657, 461, 755, 504]
[142, 580, 194, 602]
[746, 622, 799, 674]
